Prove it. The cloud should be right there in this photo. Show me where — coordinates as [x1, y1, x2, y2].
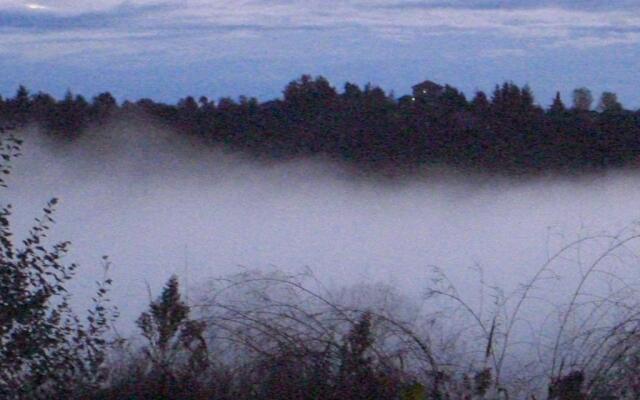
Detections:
[550, 32, 640, 49]
[0, 2, 175, 31]
[481, 47, 528, 58]
[1, 0, 640, 61]
[0, 1, 167, 15]
[375, 0, 640, 11]
[348, 5, 640, 38]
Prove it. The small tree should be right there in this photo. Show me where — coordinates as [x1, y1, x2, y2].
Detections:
[572, 87, 593, 111]
[597, 91, 623, 113]
[549, 91, 566, 114]
[136, 275, 207, 396]
[335, 311, 403, 400]
[0, 127, 116, 399]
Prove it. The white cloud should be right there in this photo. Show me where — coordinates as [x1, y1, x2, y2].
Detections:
[25, 3, 48, 10]
[2, 0, 640, 60]
[164, 2, 640, 44]
[550, 32, 640, 49]
[8, 0, 163, 15]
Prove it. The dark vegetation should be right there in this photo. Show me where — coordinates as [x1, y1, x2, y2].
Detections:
[0, 127, 116, 399]
[1, 76, 640, 174]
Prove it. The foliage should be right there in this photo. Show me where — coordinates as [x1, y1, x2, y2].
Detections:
[131, 275, 207, 398]
[2, 78, 640, 174]
[76, 253, 640, 399]
[572, 87, 593, 111]
[0, 127, 21, 187]
[0, 128, 116, 399]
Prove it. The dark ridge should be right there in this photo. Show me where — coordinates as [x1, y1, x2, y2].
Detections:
[2, 76, 639, 177]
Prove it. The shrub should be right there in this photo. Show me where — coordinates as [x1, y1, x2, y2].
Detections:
[0, 127, 116, 399]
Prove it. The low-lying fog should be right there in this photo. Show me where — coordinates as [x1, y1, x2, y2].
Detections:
[6, 117, 640, 362]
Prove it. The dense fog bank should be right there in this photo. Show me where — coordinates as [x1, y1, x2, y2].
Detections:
[4, 119, 640, 343]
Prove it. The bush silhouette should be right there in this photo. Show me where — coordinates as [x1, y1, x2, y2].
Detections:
[0, 128, 116, 399]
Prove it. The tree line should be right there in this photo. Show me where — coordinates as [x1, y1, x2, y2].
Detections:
[1, 76, 639, 173]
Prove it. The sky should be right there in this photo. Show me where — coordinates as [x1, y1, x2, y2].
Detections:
[0, 0, 639, 106]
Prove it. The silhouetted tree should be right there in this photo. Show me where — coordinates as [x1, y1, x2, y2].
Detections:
[135, 275, 207, 398]
[46, 91, 90, 138]
[598, 91, 623, 113]
[282, 75, 339, 154]
[572, 87, 593, 111]
[90, 92, 118, 124]
[549, 91, 566, 115]
[30, 92, 57, 126]
[8, 86, 31, 124]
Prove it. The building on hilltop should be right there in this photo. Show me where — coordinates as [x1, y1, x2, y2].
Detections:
[411, 80, 444, 99]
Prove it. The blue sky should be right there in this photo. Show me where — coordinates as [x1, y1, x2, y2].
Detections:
[1, 0, 639, 107]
